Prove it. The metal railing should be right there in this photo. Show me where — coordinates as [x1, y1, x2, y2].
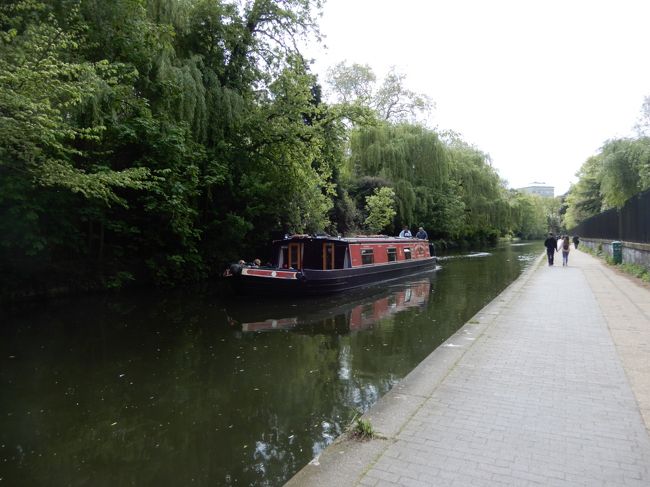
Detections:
[571, 189, 650, 243]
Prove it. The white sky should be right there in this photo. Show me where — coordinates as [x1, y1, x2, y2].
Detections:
[305, 0, 650, 195]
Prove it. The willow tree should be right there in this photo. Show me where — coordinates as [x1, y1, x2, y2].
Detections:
[348, 123, 450, 231]
[79, 0, 337, 275]
[563, 155, 605, 229]
[445, 137, 509, 241]
[0, 0, 153, 294]
[506, 191, 549, 239]
[2, 0, 346, 298]
[599, 138, 650, 208]
[564, 137, 650, 230]
[0, 1, 151, 203]
[75, 0, 219, 283]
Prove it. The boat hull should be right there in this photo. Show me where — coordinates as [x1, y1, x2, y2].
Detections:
[229, 257, 437, 295]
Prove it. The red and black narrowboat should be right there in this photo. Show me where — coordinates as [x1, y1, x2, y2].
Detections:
[225, 234, 437, 295]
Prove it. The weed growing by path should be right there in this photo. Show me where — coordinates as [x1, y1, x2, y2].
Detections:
[620, 263, 650, 282]
[583, 246, 650, 283]
[348, 413, 375, 440]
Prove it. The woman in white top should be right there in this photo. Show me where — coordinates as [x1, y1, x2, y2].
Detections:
[398, 225, 412, 238]
[560, 235, 570, 266]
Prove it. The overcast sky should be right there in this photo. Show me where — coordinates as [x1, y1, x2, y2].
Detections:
[305, 0, 650, 195]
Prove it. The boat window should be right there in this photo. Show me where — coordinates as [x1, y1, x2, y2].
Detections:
[361, 249, 374, 265]
[387, 248, 397, 262]
[404, 248, 412, 260]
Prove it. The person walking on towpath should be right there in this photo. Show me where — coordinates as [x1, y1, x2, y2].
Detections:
[573, 235, 580, 249]
[544, 232, 558, 266]
[561, 234, 571, 266]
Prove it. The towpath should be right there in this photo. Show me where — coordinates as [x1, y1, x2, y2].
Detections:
[286, 247, 650, 486]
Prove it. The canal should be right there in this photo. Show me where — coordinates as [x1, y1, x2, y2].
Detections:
[1, 241, 540, 486]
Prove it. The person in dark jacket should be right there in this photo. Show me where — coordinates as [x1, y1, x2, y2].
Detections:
[544, 232, 558, 266]
[415, 226, 428, 240]
[572, 235, 580, 249]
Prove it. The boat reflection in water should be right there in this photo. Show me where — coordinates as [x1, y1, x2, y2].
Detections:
[228, 278, 432, 334]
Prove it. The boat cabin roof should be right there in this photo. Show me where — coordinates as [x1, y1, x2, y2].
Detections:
[273, 234, 423, 245]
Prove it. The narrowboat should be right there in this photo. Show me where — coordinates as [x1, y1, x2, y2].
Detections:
[225, 234, 437, 295]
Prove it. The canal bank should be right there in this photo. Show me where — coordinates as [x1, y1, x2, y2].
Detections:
[286, 248, 650, 486]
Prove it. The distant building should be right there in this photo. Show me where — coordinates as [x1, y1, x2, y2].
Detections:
[518, 182, 554, 198]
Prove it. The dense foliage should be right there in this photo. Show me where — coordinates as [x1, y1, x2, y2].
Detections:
[1, 0, 553, 299]
[564, 137, 650, 228]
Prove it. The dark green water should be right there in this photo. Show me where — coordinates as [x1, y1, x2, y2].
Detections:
[1, 241, 540, 486]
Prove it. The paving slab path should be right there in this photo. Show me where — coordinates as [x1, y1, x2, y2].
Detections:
[286, 247, 650, 486]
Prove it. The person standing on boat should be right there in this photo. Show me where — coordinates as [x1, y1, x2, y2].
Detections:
[399, 225, 412, 238]
[415, 226, 428, 240]
[544, 232, 558, 266]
